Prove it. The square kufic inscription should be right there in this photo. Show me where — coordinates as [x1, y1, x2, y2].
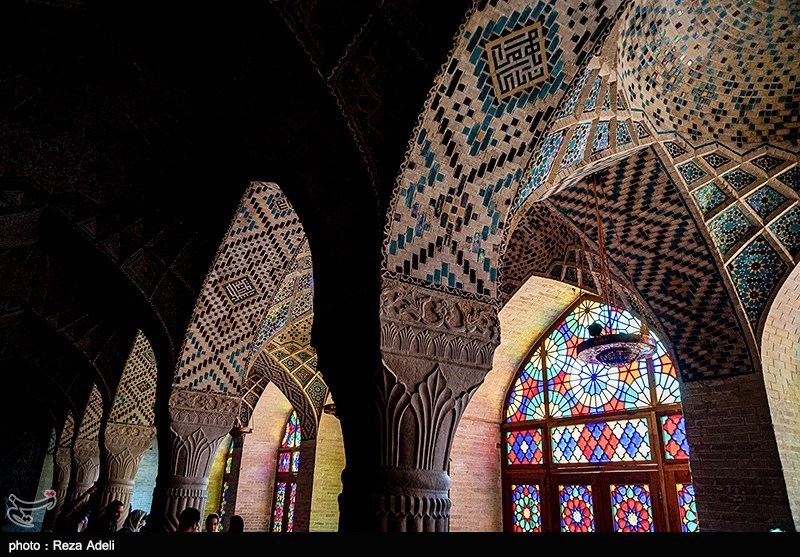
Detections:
[223, 276, 258, 304]
[487, 22, 548, 101]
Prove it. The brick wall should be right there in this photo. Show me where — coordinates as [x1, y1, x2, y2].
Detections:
[235, 382, 293, 531]
[309, 407, 345, 531]
[204, 433, 231, 522]
[450, 278, 577, 531]
[130, 439, 158, 514]
[761, 264, 800, 529]
[682, 372, 795, 531]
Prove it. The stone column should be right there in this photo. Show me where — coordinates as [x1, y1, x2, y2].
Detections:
[69, 439, 100, 503]
[293, 437, 317, 532]
[96, 422, 157, 528]
[148, 388, 240, 531]
[337, 279, 500, 532]
[43, 447, 72, 528]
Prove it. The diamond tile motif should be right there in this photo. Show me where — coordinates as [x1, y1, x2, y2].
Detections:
[634, 121, 650, 138]
[487, 23, 548, 100]
[692, 182, 728, 216]
[664, 142, 687, 158]
[677, 161, 707, 185]
[721, 168, 758, 192]
[702, 152, 730, 169]
[616, 120, 632, 146]
[592, 121, 610, 154]
[223, 276, 258, 304]
[775, 167, 800, 191]
[727, 236, 789, 324]
[769, 205, 800, 258]
[745, 185, 787, 219]
[750, 155, 786, 172]
[560, 122, 592, 169]
[708, 206, 754, 256]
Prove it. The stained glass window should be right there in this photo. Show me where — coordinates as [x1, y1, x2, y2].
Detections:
[560, 485, 595, 532]
[506, 347, 545, 422]
[272, 410, 301, 533]
[502, 296, 697, 532]
[272, 482, 286, 532]
[281, 410, 301, 448]
[511, 485, 541, 532]
[545, 300, 651, 417]
[506, 429, 543, 465]
[610, 484, 653, 532]
[661, 414, 690, 459]
[677, 484, 699, 532]
[551, 418, 651, 463]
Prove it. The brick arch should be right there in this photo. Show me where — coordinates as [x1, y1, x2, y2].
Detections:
[382, 0, 627, 301]
[76, 384, 104, 443]
[109, 330, 158, 427]
[762, 262, 800, 529]
[172, 181, 306, 395]
[249, 351, 318, 441]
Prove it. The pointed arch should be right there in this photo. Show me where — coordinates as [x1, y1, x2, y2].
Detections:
[109, 330, 158, 427]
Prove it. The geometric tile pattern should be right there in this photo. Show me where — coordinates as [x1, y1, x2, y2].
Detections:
[721, 168, 757, 192]
[487, 23, 548, 100]
[584, 76, 602, 112]
[592, 121, 610, 154]
[727, 235, 789, 324]
[616, 120, 632, 146]
[77, 384, 104, 441]
[708, 206, 753, 256]
[551, 418, 652, 463]
[175, 182, 305, 393]
[560, 122, 592, 169]
[750, 155, 786, 173]
[58, 411, 75, 448]
[385, 0, 625, 299]
[691, 182, 728, 216]
[617, 0, 799, 150]
[634, 121, 650, 139]
[556, 68, 592, 120]
[110, 330, 158, 426]
[776, 167, 800, 192]
[745, 185, 786, 219]
[676, 161, 707, 185]
[702, 152, 731, 169]
[769, 205, 800, 258]
[549, 148, 756, 380]
[664, 142, 687, 159]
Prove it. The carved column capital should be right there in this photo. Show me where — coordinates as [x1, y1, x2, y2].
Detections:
[149, 388, 240, 531]
[70, 438, 100, 502]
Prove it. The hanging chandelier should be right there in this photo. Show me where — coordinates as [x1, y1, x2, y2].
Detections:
[574, 174, 655, 367]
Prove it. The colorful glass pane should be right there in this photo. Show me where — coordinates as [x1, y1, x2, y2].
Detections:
[506, 347, 545, 422]
[545, 300, 651, 417]
[291, 450, 301, 473]
[224, 437, 234, 474]
[506, 429, 543, 465]
[560, 485, 594, 532]
[281, 410, 301, 448]
[511, 484, 541, 532]
[677, 484, 699, 532]
[551, 418, 651, 463]
[661, 414, 690, 459]
[610, 484, 654, 532]
[652, 340, 681, 404]
[278, 452, 291, 473]
[272, 482, 286, 532]
[219, 481, 230, 528]
[286, 483, 297, 533]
